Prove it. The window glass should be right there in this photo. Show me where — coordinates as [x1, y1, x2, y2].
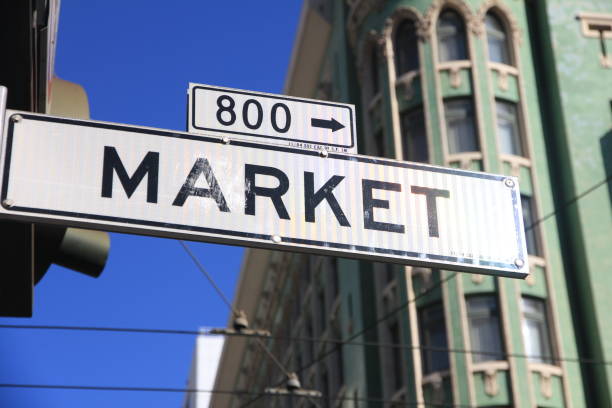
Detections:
[374, 130, 385, 157]
[467, 296, 505, 363]
[419, 303, 451, 373]
[444, 99, 479, 153]
[496, 100, 523, 156]
[370, 45, 380, 96]
[401, 108, 429, 162]
[395, 19, 420, 75]
[521, 297, 553, 364]
[521, 195, 540, 256]
[389, 321, 404, 391]
[485, 13, 511, 64]
[318, 289, 326, 333]
[437, 10, 468, 61]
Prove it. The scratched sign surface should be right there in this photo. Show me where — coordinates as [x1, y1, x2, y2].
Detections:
[0, 111, 528, 277]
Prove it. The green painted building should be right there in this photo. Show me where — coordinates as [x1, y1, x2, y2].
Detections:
[210, 1, 612, 407]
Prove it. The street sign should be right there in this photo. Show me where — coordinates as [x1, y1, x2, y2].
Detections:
[187, 83, 357, 153]
[0, 110, 528, 278]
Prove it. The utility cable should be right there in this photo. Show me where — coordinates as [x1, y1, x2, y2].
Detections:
[524, 172, 612, 232]
[179, 240, 234, 311]
[240, 172, 612, 407]
[0, 382, 477, 407]
[178, 241, 297, 397]
[1, 323, 610, 366]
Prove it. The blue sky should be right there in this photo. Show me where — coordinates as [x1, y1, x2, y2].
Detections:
[0, 1, 302, 407]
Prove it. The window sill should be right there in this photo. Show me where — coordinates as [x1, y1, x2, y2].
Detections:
[447, 151, 483, 169]
[438, 60, 471, 71]
[529, 362, 562, 376]
[471, 360, 509, 373]
[488, 61, 519, 75]
[422, 370, 451, 386]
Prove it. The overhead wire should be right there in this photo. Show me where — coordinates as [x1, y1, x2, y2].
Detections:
[1, 323, 610, 366]
[0, 382, 479, 407]
[238, 172, 612, 407]
[1, 174, 608, 406]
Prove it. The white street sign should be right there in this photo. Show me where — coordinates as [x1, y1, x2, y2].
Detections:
[0, 110, 528, 278]
[188, 83, 357, 153]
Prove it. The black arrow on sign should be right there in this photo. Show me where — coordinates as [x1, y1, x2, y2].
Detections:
[311, 117, 345, 132]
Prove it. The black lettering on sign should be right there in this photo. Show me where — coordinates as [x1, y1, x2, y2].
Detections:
[410, 186, 450, 237]
[304, 172, 350, 227]
[362, 179, 405, 233]
[244, 164, 290, 220]
[101, 146, 159, 203]
[172, 158, 229, 212]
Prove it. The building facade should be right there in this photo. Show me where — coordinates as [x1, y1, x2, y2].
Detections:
[211, 1, 612, 407]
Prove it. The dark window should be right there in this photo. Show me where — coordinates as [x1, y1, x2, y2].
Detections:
[419, 303, 451, 373]
[374, 130, 385, 157]
[437, 10, 468, 61]
[321, 367, 330, 408]
[496, 100, 523, 156]
[521, 195, 540, 256]
[401, 108, 429, 162]
[389, 321, 404, 391]
[394, 19, 420, 76]
[370, 45, 380, 96]
[521, 297, 553, 364]
[486, 12, 511, 64]
[444, 99, 479, 153]
[318, 289, 327, 333]
[467, 296, 505, 363]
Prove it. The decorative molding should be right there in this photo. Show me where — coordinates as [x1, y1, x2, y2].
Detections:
[483, 368, 500, 396]
[356, 30, 383, 85]
[396, 71, 420, 100]
[471, 274, 484, 284]
[499, 155, 531, 177]
[382, 6, 427, 44]
[576, 12, 612, 39]
[427, 372, 445, 405]
[346, 0, 386, 48]
[525, 272, 535, 286]
[412, 267, 433, 291]
[448, 151, 483, 170]
[475, 0, 523, 46]
[529, 363, 563, 400]
[422, 0, 478, 42]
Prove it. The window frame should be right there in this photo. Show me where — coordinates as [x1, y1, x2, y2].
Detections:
[495, 99, 524, 157]
[400, 107, 429, 163]
[394, 18, 420, 76]
[520, 296, 555, 365]
[443, 97, 480, 154]
[418, 302, 451, 374]
[485, 11, 513, 65]
[466, 295, 506, 363]
[436, 9, 469, 62]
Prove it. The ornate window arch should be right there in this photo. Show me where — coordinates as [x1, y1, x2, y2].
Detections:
[394, 19, 420, 76]
[485, 11, 512, 65]
[437, 8, 469, 61]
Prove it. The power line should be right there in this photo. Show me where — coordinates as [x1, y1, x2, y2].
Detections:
[179, 240, 234, 312]
[525, 172, 612, 232]
[239, 173, 612, 407]
[179, 241, 294, 381]
[2, 323, 610, 366]
[0, 382, 476, 407]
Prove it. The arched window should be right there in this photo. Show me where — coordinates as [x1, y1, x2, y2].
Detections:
[394, 19, 420, 76]
[485, 12, 511, 64]
[437, 9, 468, 61]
